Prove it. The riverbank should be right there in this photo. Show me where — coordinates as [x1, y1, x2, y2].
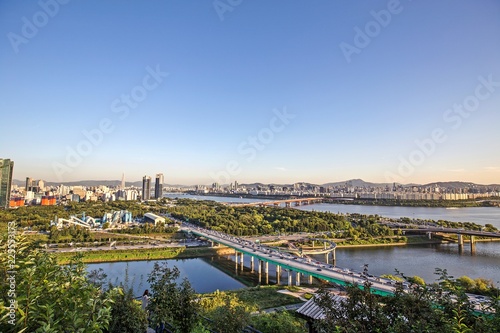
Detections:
[327, 198, 497, 208]
[189, 192, 499, 208]
[335, 237, 500, 248]
[55, 246, 235, 265]
[54, 235, 482, 264]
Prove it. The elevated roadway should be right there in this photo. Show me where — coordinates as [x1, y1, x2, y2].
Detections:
[229, 197, 323, 208]
[181, 223, 399, 296]
[382, 222, 500, 252]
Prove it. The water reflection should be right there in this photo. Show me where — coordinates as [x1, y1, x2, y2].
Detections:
[320, 242, 500, 285]
[87, 258, 245, 295]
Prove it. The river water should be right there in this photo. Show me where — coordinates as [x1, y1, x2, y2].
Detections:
[94, 194, 500, 290]
[87, 258, 245, 296]
[165, 193, 500, 228]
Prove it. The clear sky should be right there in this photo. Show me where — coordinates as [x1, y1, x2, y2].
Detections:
[1, 0, 499, 185]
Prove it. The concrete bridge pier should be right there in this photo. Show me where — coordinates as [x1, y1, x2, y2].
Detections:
[325, 252, 329, 264]
[258, 260, 262, 284]
[287, 270, 292, 287]
[296, 272, 301, 286]
[458, 234, 464, 252]
[332, 248, 336, 265]
[235, 251, 239, 273]
[265, 261, 269, 284]
[250, 256, 254, 272]
[240, 252, 244, 271]
[427, 232, 432, 240]
[276, 265, 281, 284]
[308, 275, 313, 284]
[470, 235, 476, 254]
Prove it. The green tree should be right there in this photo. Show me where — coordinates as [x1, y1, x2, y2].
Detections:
[105, 287, 148, 333]
[456, 276, 475, 290]
[408, 275, 426, 286]
[0, 236, 115, 333]
[199, 290, 252, 333]
[250, 310, 305, 333]
[312, 267, 500, 333]
[147, 262, 199, 333]
[209, 297, 250, 333]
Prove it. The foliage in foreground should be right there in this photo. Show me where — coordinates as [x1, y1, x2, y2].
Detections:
[250, 310, 305, 333]
[313, 267, 500, 333]
[147, 262, 200, 333]
[106, 287, 148, 333]
[199, 290, 253, 333]
[0, 237, 116, 333]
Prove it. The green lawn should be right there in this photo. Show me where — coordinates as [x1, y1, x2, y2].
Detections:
[232, 286, 302, 310]
[54, 246, 220, 264]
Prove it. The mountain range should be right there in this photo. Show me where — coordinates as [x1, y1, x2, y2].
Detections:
[11, 178, 500, 189]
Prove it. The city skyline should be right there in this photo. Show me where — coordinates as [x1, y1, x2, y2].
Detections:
[7, 173, 500, 188]
[1, 1, 499, 185]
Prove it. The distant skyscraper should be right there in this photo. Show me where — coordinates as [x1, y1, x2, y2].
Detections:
[155, 173, 164, 199]
[0, 158, 14, 209]
[142, 176, 151, 200]
[26, 177, 33, 192]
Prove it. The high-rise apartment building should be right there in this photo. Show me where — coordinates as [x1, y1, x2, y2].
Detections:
[26, 177, 32, 192]
[155, 173, 164, 199]
[0, 159, 14, 209]
[25, 177, 45, 193]
[142, 175, 151, 200]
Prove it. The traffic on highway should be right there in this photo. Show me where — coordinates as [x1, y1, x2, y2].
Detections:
[181, 222, 402, 295]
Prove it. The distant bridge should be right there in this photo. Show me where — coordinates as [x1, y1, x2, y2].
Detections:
[383, 222, 500, 252]
[229, 197, 324, 208]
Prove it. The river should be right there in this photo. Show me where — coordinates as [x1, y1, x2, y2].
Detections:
[165, 193, 500, 228]
[95, 194, 499, 290]
[87, 258, 245, 296]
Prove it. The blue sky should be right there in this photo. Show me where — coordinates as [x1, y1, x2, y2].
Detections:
[1, 0, 499, 185]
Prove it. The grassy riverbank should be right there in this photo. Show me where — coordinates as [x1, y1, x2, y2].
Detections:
[54, 234, 474, 265]
[54, 246, 233, 265]
[325, 198, 499, 208]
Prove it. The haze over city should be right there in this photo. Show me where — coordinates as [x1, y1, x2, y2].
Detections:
[1, 1, 499, 185]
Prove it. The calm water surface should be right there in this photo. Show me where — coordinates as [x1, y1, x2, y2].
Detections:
[319, 243, 500, 285]
[298, 203, 500, 229]
[115, 195, 498, 287]
[167, 194, 500, 228]
[87, 258, 245, 295]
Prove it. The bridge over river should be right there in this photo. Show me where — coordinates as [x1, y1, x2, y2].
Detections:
[181, 223, 399, 296]
[228, 197, 323, 208]
[382, 222, 500, 253]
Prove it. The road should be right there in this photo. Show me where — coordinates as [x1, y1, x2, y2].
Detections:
[47, 239, 202, 253]
[181, 223, 400, 296]
[381, 222, 500, 238]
